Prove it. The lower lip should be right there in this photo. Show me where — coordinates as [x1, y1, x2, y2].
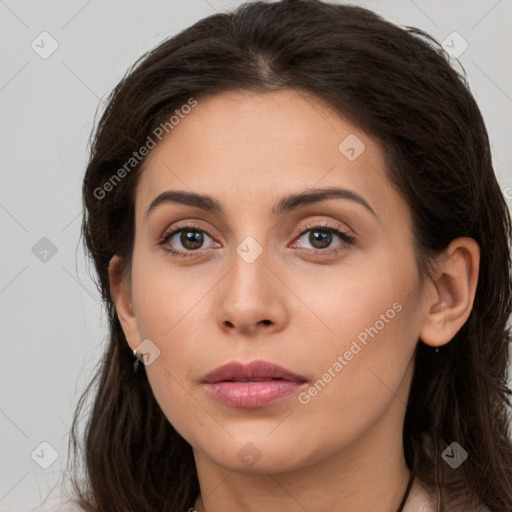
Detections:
[204, 380, 305, 408]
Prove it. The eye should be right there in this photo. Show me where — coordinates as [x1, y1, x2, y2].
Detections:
[291, 222, 356, 255]
[158, 221, 356, 258]
[158, 223, 220, 257]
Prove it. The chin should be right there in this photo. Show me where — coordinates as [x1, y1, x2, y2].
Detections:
[194, 429, 333, 475]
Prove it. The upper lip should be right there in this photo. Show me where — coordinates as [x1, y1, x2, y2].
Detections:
[203, 360, 307, 384]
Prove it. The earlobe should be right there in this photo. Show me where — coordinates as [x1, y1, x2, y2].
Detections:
[419, 237, 480, 348]
[108, 255, 140, 350]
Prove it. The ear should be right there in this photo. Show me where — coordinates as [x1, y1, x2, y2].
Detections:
[108, 255, 142, 351]
[419, 237, 480, 348]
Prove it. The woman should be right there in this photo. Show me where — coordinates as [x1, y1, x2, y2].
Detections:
[66, 0, 512, 510]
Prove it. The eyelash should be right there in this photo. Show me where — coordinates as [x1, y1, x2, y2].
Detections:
[157, 221, 356, 258]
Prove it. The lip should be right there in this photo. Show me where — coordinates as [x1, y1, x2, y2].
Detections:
[203, 360, 308, 409]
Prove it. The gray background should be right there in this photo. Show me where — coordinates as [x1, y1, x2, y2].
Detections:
[1, 0, 511, 510]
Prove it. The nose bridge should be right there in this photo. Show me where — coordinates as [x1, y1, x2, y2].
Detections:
[215, 233, 287, 334]
[228, 235, 271, 303]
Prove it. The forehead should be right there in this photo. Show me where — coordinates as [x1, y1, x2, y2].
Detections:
[135, 89, 400, 224]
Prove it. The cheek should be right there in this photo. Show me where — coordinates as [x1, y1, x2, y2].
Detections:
[290, 253, 421, 423]
[129, 251, 227, 403]
[292, 303, 418, 457]
[130, 265, 213, 445]
[285, 256, 413, 352]
[131, 247, 216, 340]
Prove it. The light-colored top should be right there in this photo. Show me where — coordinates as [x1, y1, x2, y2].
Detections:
[36, 478, 493, 512]
[404, 477, 492, 512]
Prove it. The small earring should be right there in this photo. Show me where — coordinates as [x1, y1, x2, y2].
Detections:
[434, 303, 446, 353]
[133, 349, 140, 373]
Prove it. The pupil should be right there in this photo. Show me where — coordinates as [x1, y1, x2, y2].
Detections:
[310, 230, 331, 249]
[181, 230, 203, 250]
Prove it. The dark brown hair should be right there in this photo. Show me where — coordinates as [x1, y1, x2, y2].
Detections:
[67, 1, 512, 511]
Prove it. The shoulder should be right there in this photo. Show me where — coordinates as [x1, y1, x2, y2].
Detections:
[34, 500, 85, 512]
[403, 477, 492, 512]
[403, 477, 437, 512]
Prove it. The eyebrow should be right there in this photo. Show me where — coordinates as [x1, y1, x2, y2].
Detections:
[145, 186, 377, 219]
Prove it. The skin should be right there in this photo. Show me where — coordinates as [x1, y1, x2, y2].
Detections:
[109, 89, 480, 512]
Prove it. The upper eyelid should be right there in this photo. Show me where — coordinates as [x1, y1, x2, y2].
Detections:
[296, 220, 352, 236]
[163, 219, 350, 237]
[162, 221, 218, 241]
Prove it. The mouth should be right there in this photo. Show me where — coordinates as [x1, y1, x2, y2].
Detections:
[202, 360, 308, 409]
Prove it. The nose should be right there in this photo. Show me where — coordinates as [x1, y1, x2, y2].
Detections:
[216, 248, 288, 337]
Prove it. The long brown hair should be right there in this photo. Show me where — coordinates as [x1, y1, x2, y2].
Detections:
[67, 1, 512, 510]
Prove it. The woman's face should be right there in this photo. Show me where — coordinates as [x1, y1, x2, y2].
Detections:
[116, 89, 429, 473]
